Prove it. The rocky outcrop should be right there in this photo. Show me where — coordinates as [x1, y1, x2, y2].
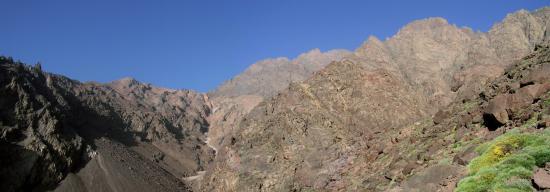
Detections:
[533, 166, 550, 190]
[77, 77, 214, 177]
[351, 8, 549, 109]
[0, 59, 84, 191]
[206, 95, 263, 151]
[483, 82, 550, 129]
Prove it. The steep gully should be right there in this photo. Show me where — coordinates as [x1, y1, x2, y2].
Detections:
[184, 100, 218, 182]
[183, 136, 216, 182]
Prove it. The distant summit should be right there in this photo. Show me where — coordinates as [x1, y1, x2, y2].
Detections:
[209, 48, 351, 98]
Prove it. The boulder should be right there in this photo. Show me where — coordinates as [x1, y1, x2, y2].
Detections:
[539, 116, 550, 128]
[506, 93, 534, 114]
[452, 146, 477, 166]
[518, 83, 550, 100]
[533, 168, 550, 189]
[400, 165, 464, 192]
[402, 162, 418, 175]
[484, 90, 539, 130]
[522, 64, 550, 85]
[433, 110, 450, 125]
[484, 94, 510, 125]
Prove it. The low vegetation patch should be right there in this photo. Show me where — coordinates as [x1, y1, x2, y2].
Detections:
[456, 130, 550, 192]
[520, 113, 539, 129]
[544, 97, 550, 107]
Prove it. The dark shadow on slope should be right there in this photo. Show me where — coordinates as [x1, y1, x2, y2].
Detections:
[483, 113, 504, 131]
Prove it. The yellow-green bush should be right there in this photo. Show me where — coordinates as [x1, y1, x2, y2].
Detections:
[456, 130, 550, 192]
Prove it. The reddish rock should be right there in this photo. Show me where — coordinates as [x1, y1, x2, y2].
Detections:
[452, 146, 477, 166]
[522, 64, 550, 85]
[484, 94, 510, 125]
[506, 93, 534, 114]
[533, 168, 550, 189]
[484, 88, 539, 128]
[433, 110, 451, 125]
[402, 162, 418, 175]
[539, 118, 550, 128]
[518, 83, 550, 99]
[401, 165, 463, 192]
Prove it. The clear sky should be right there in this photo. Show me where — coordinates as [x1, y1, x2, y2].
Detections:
[1, 1, 548, 92]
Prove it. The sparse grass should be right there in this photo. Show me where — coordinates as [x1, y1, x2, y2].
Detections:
[438, 157, 452, 165]
[377, 153, 390, 164]
[451, 142, 462, 150]
[543, 97, 550, 107]
[462, 100, 477, 112]
[520, 113, 539, 129]
[456, 130, 550, 192]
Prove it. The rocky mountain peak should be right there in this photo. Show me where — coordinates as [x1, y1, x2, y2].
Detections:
[395, 17, 453, 36]
[488, 8, 548, 63]
[406, 17, 448, 27]
[356, 36, 383, 53]
[354, 36, 393, 67]
[533, 6, 550, 21]
[297, 48, 322, 59]
[209, 48, 350, 98]
[112, 77, 140, 87]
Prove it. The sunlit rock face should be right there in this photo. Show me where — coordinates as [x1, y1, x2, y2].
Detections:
[200, 8, 550, 191]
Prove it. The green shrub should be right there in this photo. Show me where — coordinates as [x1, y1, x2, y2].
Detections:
[520, 113, 539, 129]
[543, 97, 550, 107]
[456, 131, 550, 192]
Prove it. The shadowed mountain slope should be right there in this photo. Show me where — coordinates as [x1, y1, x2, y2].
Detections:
[0, 58, 213, 192]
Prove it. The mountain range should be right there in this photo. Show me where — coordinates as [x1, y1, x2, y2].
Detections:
[1, 7, 550, 192]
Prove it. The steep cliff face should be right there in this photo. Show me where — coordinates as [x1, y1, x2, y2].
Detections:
[0, 57, 213, 192]
[200, 8, 550, 191]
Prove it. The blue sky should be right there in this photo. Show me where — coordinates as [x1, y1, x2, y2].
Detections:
[1, 1, 548, 92]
